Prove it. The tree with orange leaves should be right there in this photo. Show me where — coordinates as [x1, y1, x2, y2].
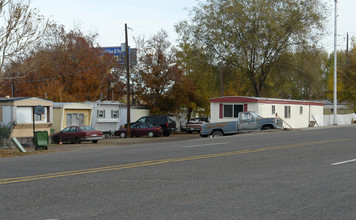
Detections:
[5, 24, 117, 102]
[132, 30, 184, 115]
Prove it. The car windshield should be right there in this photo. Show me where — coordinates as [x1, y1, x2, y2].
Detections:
[80, 126, 95, 131]
[137, 118, 146, 123]
[62, 127, 71, 132]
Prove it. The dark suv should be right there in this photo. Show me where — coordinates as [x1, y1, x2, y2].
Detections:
[135, 115, 176, 136]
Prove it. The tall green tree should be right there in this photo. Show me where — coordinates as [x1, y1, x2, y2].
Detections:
[269, 46, 328, 100]
[176, 0, 328, 97]
[176, 43, 217, 112]
[327, 43, 356, 111]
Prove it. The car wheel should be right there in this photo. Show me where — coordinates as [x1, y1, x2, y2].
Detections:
[53, 136, 60, 144]
[119, 132, 127, 138]
[212, 131, 223, 137]
[163, 131, 171, 137]
[148, 131, 155, 138]
[92, 140, 98, 143]
[75, 137, 81, 144]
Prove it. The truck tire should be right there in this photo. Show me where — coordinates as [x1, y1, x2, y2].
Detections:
[261, 125, 273, 130]
[212, 130, 223, 137]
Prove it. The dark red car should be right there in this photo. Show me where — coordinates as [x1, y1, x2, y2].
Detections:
[114, 122, 163, 138]
[51, 125, 104, 144]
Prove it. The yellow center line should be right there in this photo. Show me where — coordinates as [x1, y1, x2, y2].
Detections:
[0, 138, 351, 185]
[0, 160, 158, 182]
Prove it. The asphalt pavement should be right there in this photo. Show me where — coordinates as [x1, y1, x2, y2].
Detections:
[1, 125, 356, 219]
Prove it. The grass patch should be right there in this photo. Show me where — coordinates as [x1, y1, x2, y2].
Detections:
[0, 148, 47, 158]
[0, 148, 28, 158]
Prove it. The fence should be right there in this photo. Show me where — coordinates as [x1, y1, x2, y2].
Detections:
[323, 113, 356, 126]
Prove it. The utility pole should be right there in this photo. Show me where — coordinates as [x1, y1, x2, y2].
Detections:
[346, 32, 349, 53]
[333, 0, 338, 125]
[11, 72, 15, 97]
[346, 32, 349, 67]
[219, 62, 223, 97]
[125, 23, 131, 137]
[107, 79, 111, 101]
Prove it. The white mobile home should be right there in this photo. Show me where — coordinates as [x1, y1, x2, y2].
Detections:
[209, 96, 323, 129]
[86, 100, 149, 132]
[86, 101, 122, 132]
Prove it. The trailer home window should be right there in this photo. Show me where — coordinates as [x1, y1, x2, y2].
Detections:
[34, 114, 42, 121]
[224, 105, 233, 117]
[97, 110, 105, 118]
[111, 110, 119, 118]
[284, 106, 291, 118]
[66, 113, 84, 126]
[78, 114, 84, 125]
[223, 104, 243, 118]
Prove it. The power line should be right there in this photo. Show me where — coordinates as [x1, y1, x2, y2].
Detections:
[322, 32, 356, 52]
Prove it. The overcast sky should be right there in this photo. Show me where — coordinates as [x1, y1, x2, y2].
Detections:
[32, 0, 198, 47]
[32, 0, 355, 53]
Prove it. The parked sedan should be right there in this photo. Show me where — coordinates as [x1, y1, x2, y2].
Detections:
[51, 125, 104, 144]
[114, 122, 163, 138]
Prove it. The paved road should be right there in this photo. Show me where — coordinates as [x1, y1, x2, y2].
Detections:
[1, 125, 356, 219]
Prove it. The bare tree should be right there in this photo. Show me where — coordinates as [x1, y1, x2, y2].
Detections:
[0, 0, 49, 80]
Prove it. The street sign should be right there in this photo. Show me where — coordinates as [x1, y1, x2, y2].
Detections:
[102, 47, 127, 64]
[129, 48, 137, 65]
[102, 47, 137, 65]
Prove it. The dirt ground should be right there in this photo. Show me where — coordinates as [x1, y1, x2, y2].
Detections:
[0, 133, 202, 158]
